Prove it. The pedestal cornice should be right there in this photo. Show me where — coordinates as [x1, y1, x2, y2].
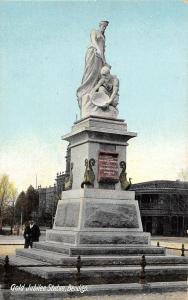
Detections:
[62, 116, 137, 147]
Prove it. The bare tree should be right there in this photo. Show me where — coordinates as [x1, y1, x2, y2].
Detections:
[0, 174, 17, 232]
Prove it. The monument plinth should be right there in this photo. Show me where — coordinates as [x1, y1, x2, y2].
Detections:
[63, 116, 136, 190]
[47, 188, 150, 248]
[46, 18, 151, 248]
[46, 115, 150, 249]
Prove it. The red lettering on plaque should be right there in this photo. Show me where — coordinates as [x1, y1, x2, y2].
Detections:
[98, 151, 119, 183]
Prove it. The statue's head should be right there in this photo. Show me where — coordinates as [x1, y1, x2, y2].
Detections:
[99, 20, 109, 33]
[101, 65, 111, 76]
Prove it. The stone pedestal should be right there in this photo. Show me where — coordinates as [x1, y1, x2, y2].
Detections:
[13, 115, 188, 283]
[63, 116, 136, 190]
[46, 189, 150, 246]
[47, 116, 151, 248]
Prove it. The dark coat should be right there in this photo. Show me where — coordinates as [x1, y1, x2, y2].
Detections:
[23, 225, 30, 241]
[30, 224, 40, 242]
[24, 224, 40, 242]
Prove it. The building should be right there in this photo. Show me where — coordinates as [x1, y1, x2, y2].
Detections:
[37, 172, 66, 226]
[131, 180, 188, 236]
[37, 146, 188, 236]
[36, 146, 70, 226]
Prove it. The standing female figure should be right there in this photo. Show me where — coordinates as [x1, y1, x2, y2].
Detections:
[77, 21, 109, 109]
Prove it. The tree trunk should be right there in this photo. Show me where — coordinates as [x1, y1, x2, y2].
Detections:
[0, 217, 3, 234]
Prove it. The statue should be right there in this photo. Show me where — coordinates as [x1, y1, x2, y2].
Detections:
[119, 161, 132, 190]
[91, 66, 119, 111]
[77, 21, 119, 119]
[81, 66, 119, 118]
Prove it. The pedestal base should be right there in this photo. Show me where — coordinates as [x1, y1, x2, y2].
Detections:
[46, 188, 150, 247]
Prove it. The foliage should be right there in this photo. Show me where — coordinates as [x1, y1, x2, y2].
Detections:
[0, 174, 17, 229]
[15, 191, 26, 223]
[15, 185, 39, 223]
[25, 185, 39, 215]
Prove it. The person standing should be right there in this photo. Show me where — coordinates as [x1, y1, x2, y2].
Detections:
[23, 219, 40, 248]
[29, 219, 40, 248]
[23, 221, 30, 248]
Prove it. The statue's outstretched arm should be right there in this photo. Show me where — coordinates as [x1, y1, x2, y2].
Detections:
[91, 77, 105, 94]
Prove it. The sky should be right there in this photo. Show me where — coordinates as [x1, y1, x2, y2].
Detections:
[0, 0, 188, 192]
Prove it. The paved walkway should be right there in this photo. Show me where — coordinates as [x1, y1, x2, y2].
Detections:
[0, 289, 188, 300]
[0, 233, 45, 256]
[67, 292, 188, 300]
[151, 236, 188, 256]
[151, 236, 188, 245]
[0, 232, 46, 243]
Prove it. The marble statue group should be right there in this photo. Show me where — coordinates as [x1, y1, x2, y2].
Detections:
[76, 21, 119, 119]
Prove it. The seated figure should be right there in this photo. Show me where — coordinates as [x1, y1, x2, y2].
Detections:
[81, 66, 119, 118]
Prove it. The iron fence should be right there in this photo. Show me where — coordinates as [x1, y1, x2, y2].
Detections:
[156, 241, 187, 256]
[0, 241, 188, 289]
[0, 254, 82, 289]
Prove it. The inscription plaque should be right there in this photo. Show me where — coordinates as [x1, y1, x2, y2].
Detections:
[98, 151, 119, 183]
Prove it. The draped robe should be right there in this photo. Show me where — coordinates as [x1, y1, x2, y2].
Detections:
[77, 29, 106, 109]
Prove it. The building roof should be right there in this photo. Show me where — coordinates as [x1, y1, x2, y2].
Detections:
[131, 180, 188, 193]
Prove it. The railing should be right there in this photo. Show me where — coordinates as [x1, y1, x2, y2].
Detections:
[0, 254, 146, 289]
[156, 241, 187, 256]
[1, 242, 187, 256]
[1, 254, 82, 289]
[0, 242, 187, 289]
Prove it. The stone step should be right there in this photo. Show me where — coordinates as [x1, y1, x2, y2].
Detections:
[33, 241, 70, 255]
[16, 248, 69, 265]
[9, 255, 188, 284]
[9, 255, 73, 280]
[46, 229, 150, 245]
[9, 255, 50, 267]
[70, 245, 166, 256]
[33, 241, 166, 256]
[16, 248, 188, 266]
